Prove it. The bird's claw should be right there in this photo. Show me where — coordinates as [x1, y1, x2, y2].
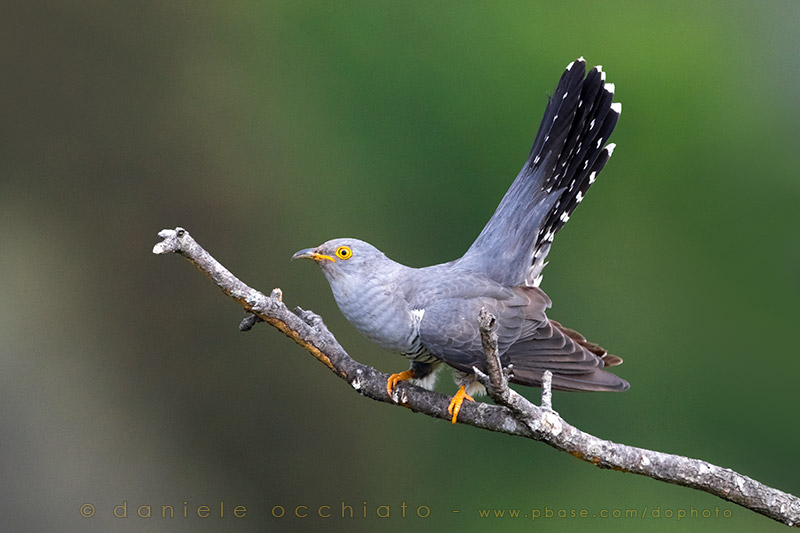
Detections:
[447, 385, 475, 424]
[386, 370, 415, 398]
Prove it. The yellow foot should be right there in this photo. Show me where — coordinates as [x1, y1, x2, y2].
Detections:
[447, 385, 475, 424]
[386, 369, 415, 397]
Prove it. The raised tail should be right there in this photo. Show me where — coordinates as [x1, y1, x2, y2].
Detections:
[459, 58, 621, 287]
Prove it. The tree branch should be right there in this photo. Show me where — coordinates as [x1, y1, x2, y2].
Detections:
[153, 227, 800, 527]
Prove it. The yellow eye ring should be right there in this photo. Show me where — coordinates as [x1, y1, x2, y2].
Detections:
[335, 245, 353, 260]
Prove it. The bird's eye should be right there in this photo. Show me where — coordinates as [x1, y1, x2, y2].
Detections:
[335, 245, 353, 260]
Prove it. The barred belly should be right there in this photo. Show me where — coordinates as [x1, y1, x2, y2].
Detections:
[402, 334, 439, 364]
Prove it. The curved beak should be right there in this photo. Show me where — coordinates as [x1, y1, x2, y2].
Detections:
[292, 248, 335, 262]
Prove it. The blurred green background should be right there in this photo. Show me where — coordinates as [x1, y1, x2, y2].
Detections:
[2, 1, 798, 531]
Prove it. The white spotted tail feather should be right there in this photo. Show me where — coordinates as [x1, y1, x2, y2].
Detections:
[458, 58, 622, 288]
[528, 61, 621, 286]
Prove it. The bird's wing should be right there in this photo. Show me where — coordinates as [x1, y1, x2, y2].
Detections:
[457, 57, 621, 287]
[417, 286, 628, 391]
[501, 318, 629, 392]
[416, 286, 542, 371]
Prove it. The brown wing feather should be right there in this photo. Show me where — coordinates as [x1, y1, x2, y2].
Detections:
[504, 292, 629, 391]
[418, 285, 628, 391]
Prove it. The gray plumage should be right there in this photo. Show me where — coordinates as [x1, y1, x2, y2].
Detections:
[293, 58, 628, 403]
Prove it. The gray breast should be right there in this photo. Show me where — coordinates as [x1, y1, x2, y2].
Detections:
[330, 276, 422, 355]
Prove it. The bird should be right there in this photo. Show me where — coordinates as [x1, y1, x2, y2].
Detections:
[293, 57, 628, 424]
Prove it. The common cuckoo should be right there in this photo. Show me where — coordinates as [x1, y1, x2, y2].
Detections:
[294, 58, 629, 423]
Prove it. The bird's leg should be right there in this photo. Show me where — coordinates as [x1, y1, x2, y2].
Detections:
[447, 385, 475, 424]
[386, 369, 415, 397]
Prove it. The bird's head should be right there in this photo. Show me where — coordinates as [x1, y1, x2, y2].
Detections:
[292, 238, 390, 283]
